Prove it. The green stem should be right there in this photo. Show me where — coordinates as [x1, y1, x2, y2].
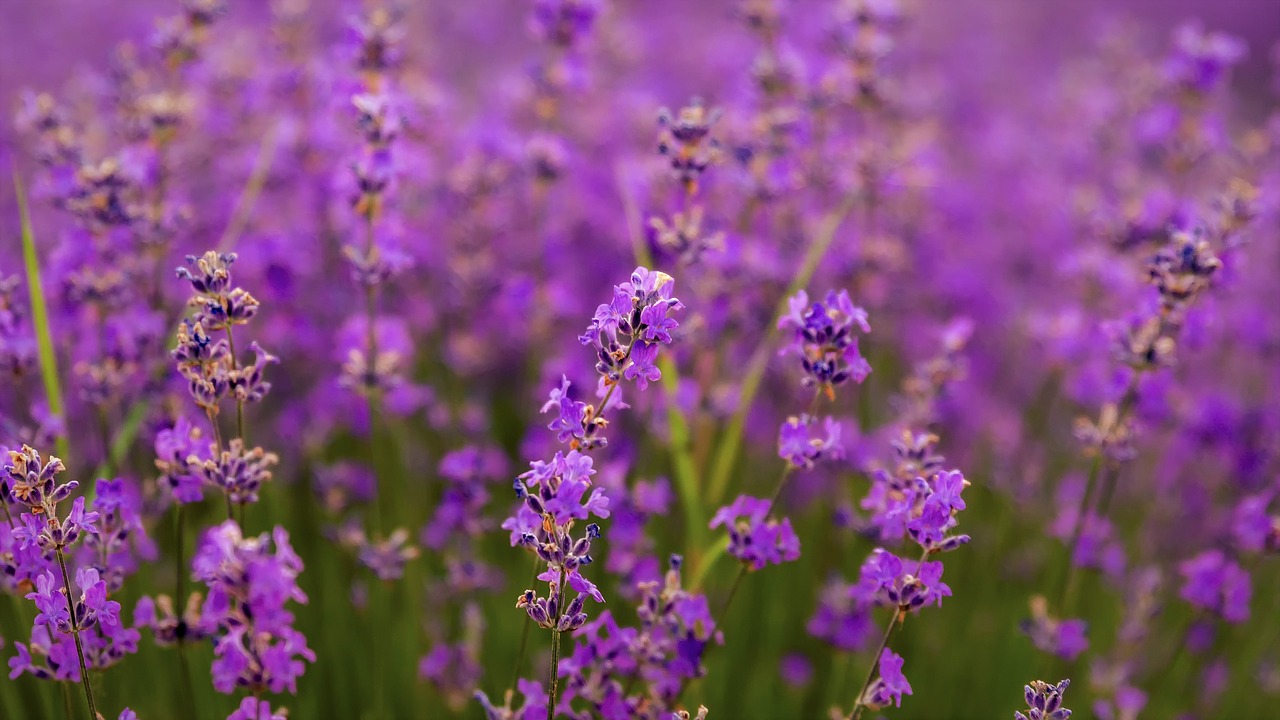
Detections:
[508, 559, 542, 695]
[846, 548, 929, 720]
[57, 547, 97, 720]
[547, 571, 566, 720]
[848, 612, 899, 720]
[706, 194, 859, 506]
[14, 167, 70, 464]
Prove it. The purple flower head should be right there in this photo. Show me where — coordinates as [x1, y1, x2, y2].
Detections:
[5, 445, 74, 515]
[541, 376, 608, 450]
[657, 99, 722, 189]
[858, 549, 952, 612]
[1016, 679, 1073, 720]
[580, 268, 682, 388]
[1166, 21, 1246, 94]
[515, 450, 609, 525]
[1233, 494, 1280, 553]
[357, 528, 420, 580]
[529, 0, 601, 47]
[861, 649, 912, 709]
[227, 697, 287, 720]
[777, 415, 843, 469]
[710, 495, 801, 570]
[196, 440, 279, 506]
[778, 289, 870, 397]
[1178, 550, 1252, 623]
[193, 522, 314, 694]
[154, 417, 208, 504]
[1022, 597, 1088, 661]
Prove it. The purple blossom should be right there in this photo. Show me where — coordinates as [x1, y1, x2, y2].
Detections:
[709, 495, 801, 570]
[861, 649, 912, 709]
[1016, 679, 1073, 720]
[777, 415, 843, 469]
[778, 289, 871, 396]
[1178, 550, 1252, 623]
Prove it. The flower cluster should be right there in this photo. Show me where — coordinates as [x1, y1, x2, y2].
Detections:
[1177, 550, 1251, 623]
[6, 446, 96, 551]
[191, 521, 314, 694]
[778, 290, 871, 398]
[172, 250, 278, 511]
[510, 451, 609, 626]
[558, 555, 718, 718]
[709, 495, 800, 570]
[1015, 679, 1073, 720]
[859, 649, 913, 711]
[777, 415, 842, 469]
[580, 267, 684, 391]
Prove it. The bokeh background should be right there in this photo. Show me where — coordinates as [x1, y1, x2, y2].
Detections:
[2, 1, 1279, 719]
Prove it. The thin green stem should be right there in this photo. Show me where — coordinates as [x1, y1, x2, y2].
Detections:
[547, 571, 566, 720]
[224, 326, 245, 443]
[175, 506, 198, 719]
[706, 193, 859, 506]
[14, 167, 70, 464]
[848, 612, 899, 720]
[56, 548, 97, 720]
[61, 681, 73, 720]
[846, 548, 929, 720]
[508, 559, 542, 695]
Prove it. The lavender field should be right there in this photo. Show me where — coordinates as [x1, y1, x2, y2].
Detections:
[2, 1, 1279, 719]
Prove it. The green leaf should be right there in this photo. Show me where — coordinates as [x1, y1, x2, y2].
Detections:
[14, 166, 70, 464]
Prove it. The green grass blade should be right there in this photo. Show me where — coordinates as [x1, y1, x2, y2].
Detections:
[14, 166, 70, 464]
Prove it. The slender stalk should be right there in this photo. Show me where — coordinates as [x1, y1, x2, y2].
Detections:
[547, 571, 566, 720]
[56, 547, 97, 720]
[15, 167, 70, 464]
[1058, 380, 1140, 613]
[848, 612, 899, 720]
[224, 326, 246, 443]
[508, 559, 542, 695]
[706, 193, 859, 506]
[846, 548, 929, 720]
[175, 505, 198, 718]
[61, 681, 73, 720]
[1, 489, 15, 529]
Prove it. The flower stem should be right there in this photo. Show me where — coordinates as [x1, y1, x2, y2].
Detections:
[224, 326, 246, 442]
[546, 567, 568, 720]
[508, 559, 542, 696]
[848, 612, 898, 720]
[846, 548, 928, 720]
[56, 547, 97, 720]
[705, 192, 859, 506]
[547, 627, 562, 720]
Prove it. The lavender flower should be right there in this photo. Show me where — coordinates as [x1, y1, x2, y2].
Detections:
[192, 521, 314, 694]
[1178, 550, 1251, 623]
[709, 495, 801, 570]
[778, 290, 871, 398]
[1015, 679, 1072, 720]
[859, 649, 913, 710]
[579, 268, 684, 390]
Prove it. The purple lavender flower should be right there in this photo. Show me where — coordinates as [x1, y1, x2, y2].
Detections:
[859, 649, 912, 710]
[1178, 549, 1252, 623]
[709, 495, 801, 570]
[192, 521, 314, 694]
[777, 415, 843, 469]
[1022, 597, 1088, 661]
[1166, 21, 1246, 93]
[1016, 679, 1072, 720]
[579, 268, 683, 389]
[196, 440, 279, 506]
[778, 289, 870, 398]
[227, 697, 287, 720]
[857, 549, 952, 611]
